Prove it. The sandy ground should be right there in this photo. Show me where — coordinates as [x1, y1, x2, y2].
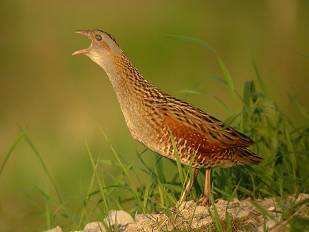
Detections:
[47, 194, 308, 232]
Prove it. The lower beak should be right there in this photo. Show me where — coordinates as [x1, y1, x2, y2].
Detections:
[72, 30, 92, 56]
[72, 48, 90, 56]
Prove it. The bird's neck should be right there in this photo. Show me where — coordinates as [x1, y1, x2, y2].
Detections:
[94, 53, 147, 94]
[91, 52, 164, 136]
[91, 52, 151, 106]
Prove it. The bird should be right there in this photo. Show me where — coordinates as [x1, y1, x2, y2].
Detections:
[73, 29, 262, 205]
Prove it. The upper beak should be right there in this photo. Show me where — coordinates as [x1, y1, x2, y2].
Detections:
[72, 30, 92, 56]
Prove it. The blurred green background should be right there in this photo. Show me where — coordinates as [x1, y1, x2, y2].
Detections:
[0, 0, 308, 231]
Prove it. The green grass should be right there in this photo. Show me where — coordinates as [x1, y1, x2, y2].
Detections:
[1, 41, 308, 231]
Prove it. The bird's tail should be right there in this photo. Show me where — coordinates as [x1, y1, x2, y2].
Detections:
[237, 148, 262, 165]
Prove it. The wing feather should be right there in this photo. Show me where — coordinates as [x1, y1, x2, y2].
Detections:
[155, 96, 253, 151]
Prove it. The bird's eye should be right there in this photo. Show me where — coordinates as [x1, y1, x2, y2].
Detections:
[95, 35, 102, 41]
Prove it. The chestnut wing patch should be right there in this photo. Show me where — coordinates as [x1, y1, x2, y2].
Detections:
[156, 98, 253, 152]
[163, 113, 224, 154]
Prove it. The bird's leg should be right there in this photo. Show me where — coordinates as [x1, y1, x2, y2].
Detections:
[178, 168, 199, 204]
[199, 168, 212, 206]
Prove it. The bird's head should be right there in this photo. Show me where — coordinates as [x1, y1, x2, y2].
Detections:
[73, 29, 122, 66]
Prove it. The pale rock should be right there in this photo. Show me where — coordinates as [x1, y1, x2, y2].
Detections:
[44, 226, 63, 232]
[45, 194, 309, 232]
[104, 210, 134, 226]
[83, 221, 105, 232]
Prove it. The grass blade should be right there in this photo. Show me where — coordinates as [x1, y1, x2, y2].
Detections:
[217, 56, 235, 94]
[288, 93, 309, 120]
[21, 128, 63, 204]
[166, 34, 216, 53]
[252, 60, 267, 94]
[167, 34, 236, 97]
[78, 153, 99, 228]
[85, 142, 109, 215]
[0, 131, 25, 177]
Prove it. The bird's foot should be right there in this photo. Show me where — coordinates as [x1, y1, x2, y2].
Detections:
[198, 195, 211, 206]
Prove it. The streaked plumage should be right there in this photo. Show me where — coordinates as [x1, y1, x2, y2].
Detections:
[73, 29, 262, 205]
[112, 54, 261, 168]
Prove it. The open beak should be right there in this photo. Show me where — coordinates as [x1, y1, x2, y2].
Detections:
[72, 30, 92, 56]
